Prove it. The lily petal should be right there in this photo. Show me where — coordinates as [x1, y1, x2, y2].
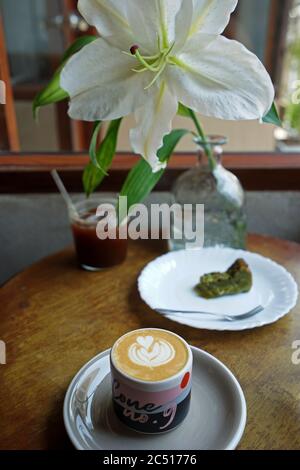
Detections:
[125, 0, 182, 54]
[130, 81, 178, 172]
[61, 38, 151, 121]
[167, 35, 274, 120]
[189, 0, 238, 36]
[174, 0, 194, 52]
[78, 0, 134, 49]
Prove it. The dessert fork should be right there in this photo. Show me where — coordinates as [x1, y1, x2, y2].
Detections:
[154, 305, 264, 322]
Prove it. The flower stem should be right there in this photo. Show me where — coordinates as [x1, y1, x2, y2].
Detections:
[188, 109, 216, 171]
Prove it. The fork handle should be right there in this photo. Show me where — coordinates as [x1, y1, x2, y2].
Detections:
[155, 309, 229, 319]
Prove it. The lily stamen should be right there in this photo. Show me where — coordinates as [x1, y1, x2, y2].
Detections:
[144, 62, 167, 90]
[128, 41, 175, 89]
[132, 49, 161, 73]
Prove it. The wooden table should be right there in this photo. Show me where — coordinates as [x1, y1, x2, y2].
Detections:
[1, 234, 300, 450]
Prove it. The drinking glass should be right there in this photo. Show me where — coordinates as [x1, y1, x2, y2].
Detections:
[69, 196, 128, 271]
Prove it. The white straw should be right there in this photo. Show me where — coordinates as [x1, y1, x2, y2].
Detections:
[51, 169, 78, 216]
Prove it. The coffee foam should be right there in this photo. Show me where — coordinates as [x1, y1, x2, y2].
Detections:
[112, 329, 189, 382]
[129, 335, 175, 367]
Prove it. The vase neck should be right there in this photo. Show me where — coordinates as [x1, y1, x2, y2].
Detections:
[194, 135, 227, 168]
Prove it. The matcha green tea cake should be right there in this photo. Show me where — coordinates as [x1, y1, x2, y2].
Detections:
[196, 259, 253, 299]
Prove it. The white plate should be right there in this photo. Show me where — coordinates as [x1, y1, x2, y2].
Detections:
[63, 347, 247, 450]
[138, 247, 298, 331]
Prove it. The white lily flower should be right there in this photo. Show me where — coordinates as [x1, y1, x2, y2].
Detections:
[61, 0, 274, 172]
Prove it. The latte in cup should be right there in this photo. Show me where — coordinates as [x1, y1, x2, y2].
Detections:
[111, 329, 189, 382]
[110, 329, 193, 434]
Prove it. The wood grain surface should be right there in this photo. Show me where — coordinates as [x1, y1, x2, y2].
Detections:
[0, 235, 300, 450]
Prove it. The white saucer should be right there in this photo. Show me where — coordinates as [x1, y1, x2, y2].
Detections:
[138, 247, 298, 331]
[63, 347, 247, 450]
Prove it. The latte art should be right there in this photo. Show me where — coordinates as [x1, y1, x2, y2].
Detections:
[129, 336, 175, 367]
[112, 329, 189, 381]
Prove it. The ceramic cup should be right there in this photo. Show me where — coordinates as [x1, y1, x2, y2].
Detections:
[110, 328, 193, 434]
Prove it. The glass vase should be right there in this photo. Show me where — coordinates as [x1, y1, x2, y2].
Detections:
[169, 136, 247, 251]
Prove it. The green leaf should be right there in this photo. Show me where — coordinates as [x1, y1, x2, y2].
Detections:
[93, 119, 122, 173]
[83, 118, 122, 196]
[119, 129, 190, 218]
[33, 35, 97, 118]
[89, 121, 103, 169]
[177, 103, 191, 118]
[82, 163, 104, 198]
[157, 129, 190, 163]
[263, 102, 282, 127]
[33, 66, 68, 119]
[61, 35, 97, 62]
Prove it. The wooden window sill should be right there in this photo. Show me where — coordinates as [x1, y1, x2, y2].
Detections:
[0, 152, 299, 192]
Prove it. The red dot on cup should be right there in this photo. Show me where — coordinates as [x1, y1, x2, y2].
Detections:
[181, 372, 190, 389]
